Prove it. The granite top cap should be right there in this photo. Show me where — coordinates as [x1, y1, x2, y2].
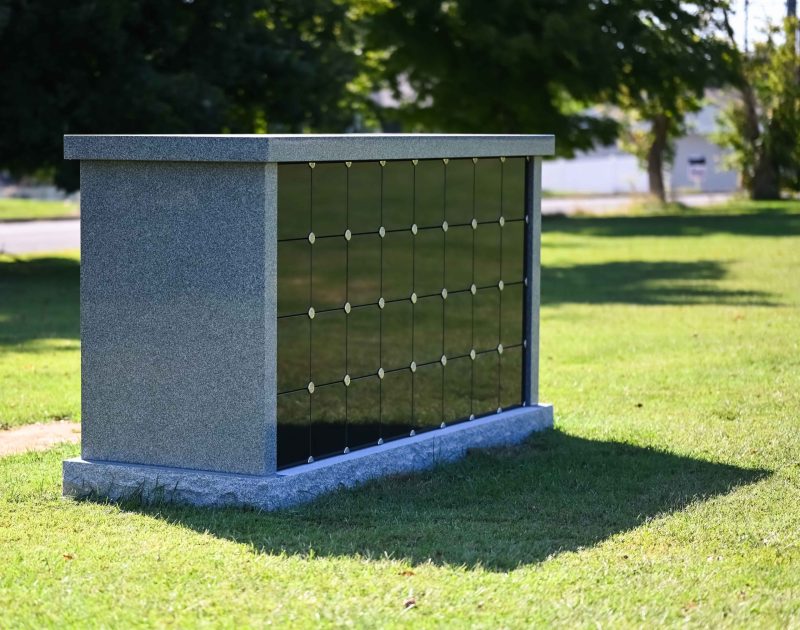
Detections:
[64, 133, 555, 163]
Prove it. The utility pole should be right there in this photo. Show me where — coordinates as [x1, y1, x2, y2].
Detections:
[744, 0, 750, 55]
[789, 0, 797, 18]
[744, 0, 749, 53]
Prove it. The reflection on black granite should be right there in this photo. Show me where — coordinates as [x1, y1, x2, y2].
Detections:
[348, 234, 381, 304]
[312, 162, 347, 236]
[277, 240, 310, 316]
[276, 158, 529, 468]
[414, 159, 445, 228]
[311, 310, 346, 386]
[501, 284, 524, 347]
[501, 346, 523, 408]
[348, 375, 382, 447]
[311, 382, 347, 459]
[475, 223, 502, 286]
[277, 315, 309, 392]
[347, 306, 380, 377]
[414, 296, 443, 364]
[502, 158, 526, 220]
[277, 163, 311, 240]
[475, 157, 502, 221]
[311, 238, 346, 311]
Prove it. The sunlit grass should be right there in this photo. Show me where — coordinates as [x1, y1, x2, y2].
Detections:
[0, 252, 80, 429]
[0, 198, 78, 221]
[1, 204, 799, 626]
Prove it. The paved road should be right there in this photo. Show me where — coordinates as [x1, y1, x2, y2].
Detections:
[0, 192, 733, 254]
[0, 219, 80, 254]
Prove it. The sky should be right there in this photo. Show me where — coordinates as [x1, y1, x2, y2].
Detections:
[730, 0, 790, 49]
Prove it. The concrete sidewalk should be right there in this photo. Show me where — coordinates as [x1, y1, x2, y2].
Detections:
[0, 218, 80, 254]
[541, 191, 732, 215]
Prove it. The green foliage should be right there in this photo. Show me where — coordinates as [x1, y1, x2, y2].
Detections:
[365, 0, 732, 159]
[0, 0, 360, 191]
[366, 0, 620, 152]
[613, 2, 733, 118]
[716, 17, 800, 199]
[607, 2, 732, 201]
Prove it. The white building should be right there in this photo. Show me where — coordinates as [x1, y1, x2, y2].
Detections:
[542, 97, 739, 196]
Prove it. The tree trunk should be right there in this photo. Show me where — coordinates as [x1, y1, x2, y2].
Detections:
[751, 148, 781, 200]
[721, 7, 784, 200]
[741, 83, 781, 199]
[737, 81, 781, 199]
[646, 114, 668, 203]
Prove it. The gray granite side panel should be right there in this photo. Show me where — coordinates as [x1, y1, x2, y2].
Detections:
[524, 157, 543, 405]
[63, 405, 553, 511]
[64, 134, 556, 163]
[80, 160, 273, 475]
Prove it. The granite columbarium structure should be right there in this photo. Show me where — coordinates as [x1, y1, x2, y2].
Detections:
[63, 134, 555, 509]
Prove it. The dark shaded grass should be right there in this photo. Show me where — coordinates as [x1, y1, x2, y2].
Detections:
[124, 429, 766, 571]
[0, 255, 80, 344]
[543, 210, 800, 239]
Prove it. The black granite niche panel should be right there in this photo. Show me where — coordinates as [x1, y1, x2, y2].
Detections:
[276, 157, 528, 468]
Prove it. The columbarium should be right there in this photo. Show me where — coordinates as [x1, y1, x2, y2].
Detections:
[62, 134, 554, 509]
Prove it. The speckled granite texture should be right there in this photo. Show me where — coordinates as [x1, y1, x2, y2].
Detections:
[80, 160, 278, 475]
[63, 405, 553, 510]
[64, 134, 555, 163]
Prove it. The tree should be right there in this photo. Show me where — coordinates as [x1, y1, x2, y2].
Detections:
[612, 3, 733, 202]
[0, 0, 360, 190]
[716, 10, 800, 199]
[365, 0, 624, 153]
[365, 0, 733, 197]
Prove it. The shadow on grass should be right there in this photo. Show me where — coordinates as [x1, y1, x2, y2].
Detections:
[543, 210, 800, 239]
[542, 260, 777, 306]
[129, 430, 768, 571]
[0, 256, 79, 343]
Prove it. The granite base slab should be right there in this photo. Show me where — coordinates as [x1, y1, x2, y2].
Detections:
[63, 404, 553, 511]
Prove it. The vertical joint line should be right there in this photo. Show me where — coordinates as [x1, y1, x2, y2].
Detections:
[497, 159, 504, 409]
[470, 158, 476, 417]
[411, 159, 416, 430]
[308, 164, 314, 459]
[344, 162, 350, 450]
[379, 161, 384, 439]
[441, 159, 447, 423]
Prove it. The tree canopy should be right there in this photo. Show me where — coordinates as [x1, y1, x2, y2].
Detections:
[0, 0, 359, 190]
[367, 0, 733, 163]
[716, 13, 800, 199]
[612, 2, 733, 200]
[0, 0, 765, 197]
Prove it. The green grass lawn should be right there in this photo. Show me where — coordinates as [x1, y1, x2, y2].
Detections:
[0, 198, 79, 221]
[0, 252, 80, 429]
[1, 204, 799, 626]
